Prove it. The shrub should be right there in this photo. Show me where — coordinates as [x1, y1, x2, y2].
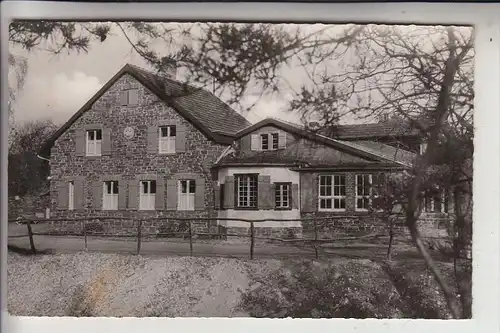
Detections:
[239, 259, 455, 319]
[239, 260, 404, 318]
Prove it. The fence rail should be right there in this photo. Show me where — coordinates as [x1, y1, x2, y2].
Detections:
[8, 216, 463, 260]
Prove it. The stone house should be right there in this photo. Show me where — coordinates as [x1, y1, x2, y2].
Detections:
[39, 63, 454, 238]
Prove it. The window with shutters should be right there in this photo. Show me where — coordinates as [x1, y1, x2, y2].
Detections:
[103, 181, 119, 210]
[86, 129, 102, 156]
[68, 181, 75, 211]
[423, 187, 448, 213]
[159, 125, 176, 154]
[355, 174, 372, 211]
[275, 183, 291, 209]
[318, 175, 346, 211]
[259, 132, 280, 151]
[236, 174, 258, 209]
[178, 179, 195, 211]
[119, 89, 139, 106]
[139, 180, 156, 210]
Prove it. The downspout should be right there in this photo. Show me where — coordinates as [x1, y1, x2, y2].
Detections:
[36, 154, 50, 162]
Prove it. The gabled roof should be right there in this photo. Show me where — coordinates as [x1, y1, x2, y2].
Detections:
[39, 64, 251, 156]
[332, 118, 422, 139]
[229, 118, 414, 168]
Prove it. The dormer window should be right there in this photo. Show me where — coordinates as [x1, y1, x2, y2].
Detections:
[251, 131, 286, 151]
[260, 132, 280, 151]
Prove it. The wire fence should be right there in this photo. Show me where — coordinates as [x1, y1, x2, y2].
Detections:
[7, 216, 463, 260]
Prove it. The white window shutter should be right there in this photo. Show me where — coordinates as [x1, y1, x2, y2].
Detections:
[250, 134, 259, 151]
[278, 131, 287, 149]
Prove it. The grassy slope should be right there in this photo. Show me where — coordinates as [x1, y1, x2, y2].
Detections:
[7, 251, 455, 318]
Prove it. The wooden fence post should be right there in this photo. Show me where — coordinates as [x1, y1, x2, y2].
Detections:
[83, 220, 88, 251]
[250, 221, 255, 260]
[188, 221, 193, 257]
[314, 219, 319, 260]
[26, 219, 37, 254]
[137, 220, 142, 255]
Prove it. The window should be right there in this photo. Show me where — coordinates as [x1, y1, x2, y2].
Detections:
[68, 181, 75, 211]
[275, 183, 291, 209]
[260, 134, 269, 150]
[318, 175, 346, 211]
[271, 133, 279, 150]
[86, 129, 102, 156]
[178, 180, 196, 211]
[355, 174, 372, 211]
[424, 187, 448, 213]
[120, 89, 139, 106]
[139, 180, 156, 210]
[103, 181, 119, 210]
[236, 174, 258, 208]
[260, 133, 280, 151]
[159, 125, 176, 154]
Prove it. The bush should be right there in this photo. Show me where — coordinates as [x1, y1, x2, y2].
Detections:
[239, 260, 404, 318]
[239, 259, 455, 319]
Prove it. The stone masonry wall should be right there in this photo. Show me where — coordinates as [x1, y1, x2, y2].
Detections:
[49, 74, 227, 234]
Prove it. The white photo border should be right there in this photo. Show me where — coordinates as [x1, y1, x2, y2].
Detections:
[1, 1, 499, 333]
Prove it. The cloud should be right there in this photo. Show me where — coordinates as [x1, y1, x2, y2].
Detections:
[14, 71, 103, 125]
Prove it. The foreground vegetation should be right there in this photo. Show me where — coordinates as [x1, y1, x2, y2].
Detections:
[8, 250, 457, 318]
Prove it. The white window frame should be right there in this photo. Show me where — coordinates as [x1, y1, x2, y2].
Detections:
[318, 175, 346, 212]
[275, 183, 291, 209]
[178, 179, 196, 211]
[260, 132, 280, 151]
[355, 174, 372, 211]
[139, 180, 156, 211]
[86, 129, 102, 156]
[236, 174, 258, 208]
[159, 125, 176, 154]
[68, 181, 75, 211]
[102, 180, 119, 211]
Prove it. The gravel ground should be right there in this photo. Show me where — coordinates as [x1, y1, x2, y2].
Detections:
[8, 250, 455, 318]
[7, 251, 280, 317]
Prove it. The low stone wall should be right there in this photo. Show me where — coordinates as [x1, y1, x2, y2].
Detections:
[220, 226, 303, 239]
[300, 212, 453, 239]
[49, 210, 218, 237]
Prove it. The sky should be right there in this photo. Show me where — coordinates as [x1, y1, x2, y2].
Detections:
[9, 22, 317, 126]
[9, 22, 471, 127]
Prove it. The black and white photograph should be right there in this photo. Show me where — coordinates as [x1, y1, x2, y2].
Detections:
[7, 18, 474, 320]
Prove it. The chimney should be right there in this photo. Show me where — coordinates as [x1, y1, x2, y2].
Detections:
[163, 62, 177, 80]
[308, 121, 320, 130]
[377, 114, 390, 122]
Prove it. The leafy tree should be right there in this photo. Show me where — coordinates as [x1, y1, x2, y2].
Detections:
[8, 120, 58, 197]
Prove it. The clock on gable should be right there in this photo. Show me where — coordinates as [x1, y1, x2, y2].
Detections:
[123, 126, 135, 139]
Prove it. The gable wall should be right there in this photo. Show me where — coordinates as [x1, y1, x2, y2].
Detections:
[49, 74, 227, 233]
[238, 125, 372, 165]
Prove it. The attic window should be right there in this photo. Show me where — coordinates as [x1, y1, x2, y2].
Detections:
[259, 132, 280, 151]
[119, 89, 139, 106]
